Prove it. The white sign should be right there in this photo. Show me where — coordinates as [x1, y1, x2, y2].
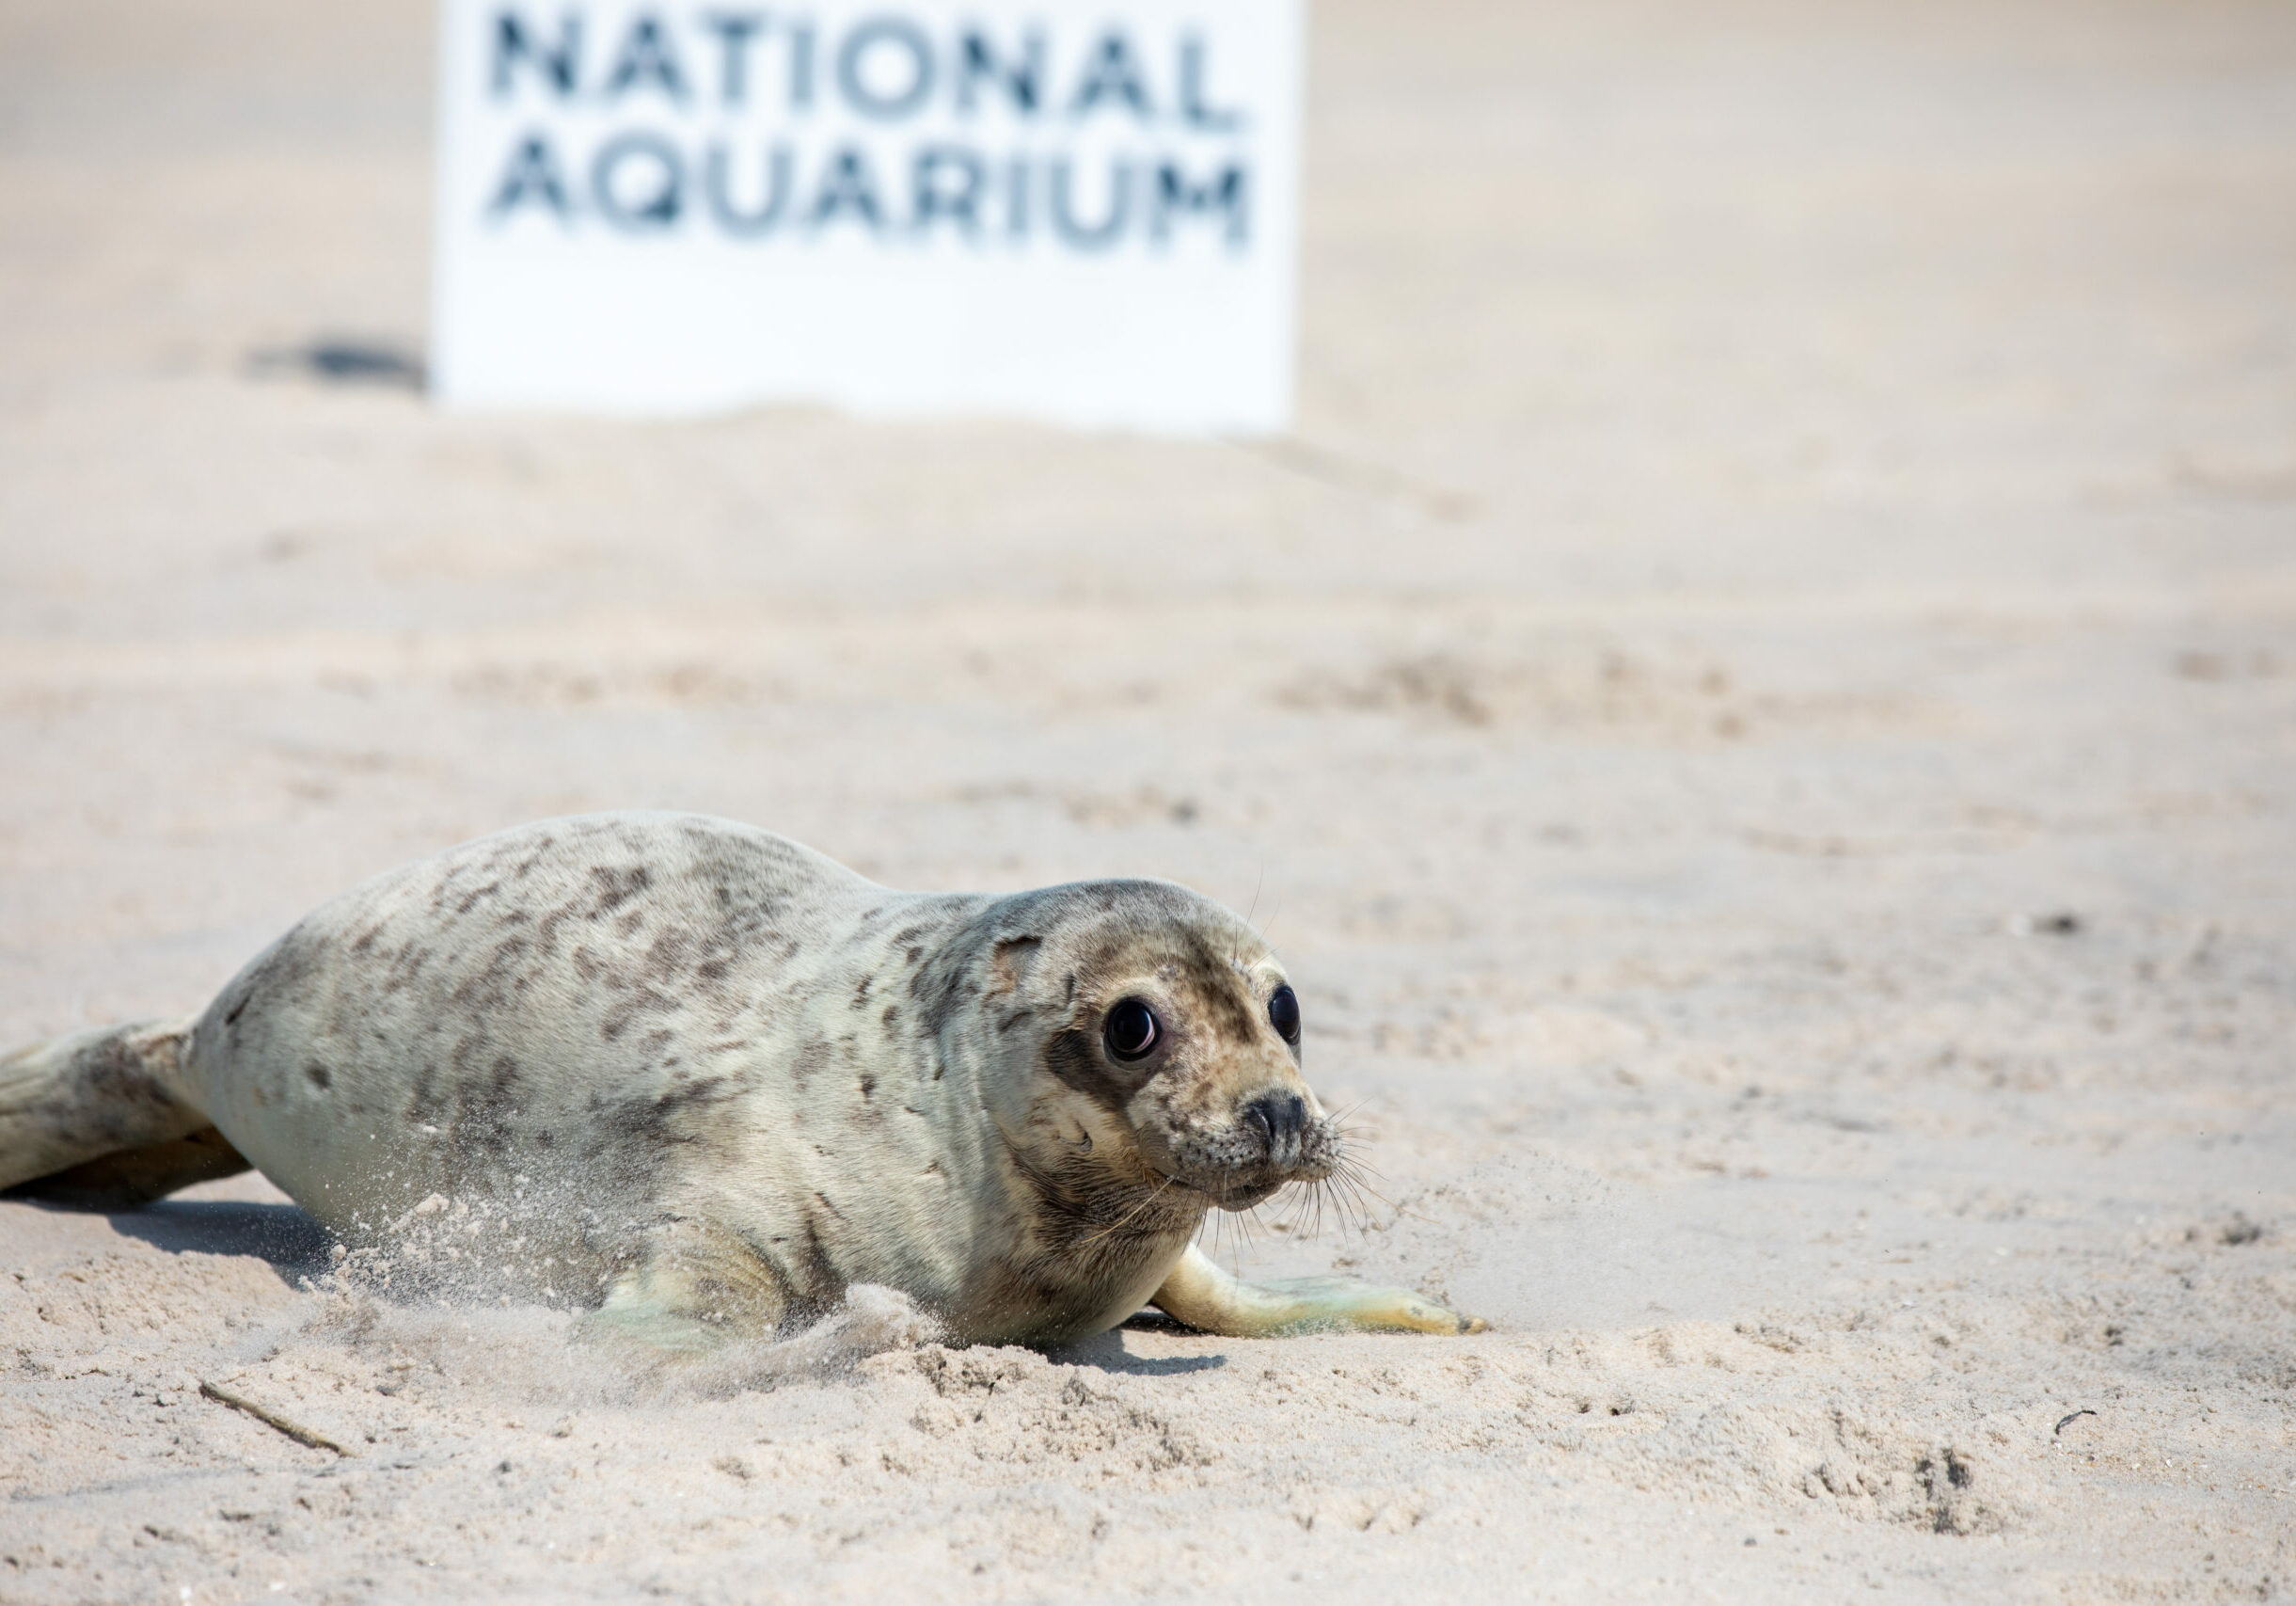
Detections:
[430, 1, 1302, 434]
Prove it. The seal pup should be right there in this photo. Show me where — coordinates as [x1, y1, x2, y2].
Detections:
[0, 813, 1481, 1346]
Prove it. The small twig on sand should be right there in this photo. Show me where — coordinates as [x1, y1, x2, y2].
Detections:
[198, 1380, 356, 1457]
[2053, 1408, 2098, 1437]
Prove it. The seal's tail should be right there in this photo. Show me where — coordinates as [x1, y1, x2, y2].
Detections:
[0, 1017, 247, 1207]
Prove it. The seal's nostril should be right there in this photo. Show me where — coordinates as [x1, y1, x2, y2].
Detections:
[1244, 1091, 1306, 1163]
[1242, 1101, 1273, 1147]
[1277, 1093, 1306, 1143]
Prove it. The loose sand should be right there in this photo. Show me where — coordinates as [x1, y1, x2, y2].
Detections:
[2, 0, 2292, 1600]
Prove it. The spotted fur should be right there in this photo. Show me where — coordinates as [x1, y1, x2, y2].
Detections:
[0, 812, 1406, 1345]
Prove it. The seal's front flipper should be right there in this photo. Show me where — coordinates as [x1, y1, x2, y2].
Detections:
[572, 1219, 792, 1354]
[1150, 1245, 1485, 1338]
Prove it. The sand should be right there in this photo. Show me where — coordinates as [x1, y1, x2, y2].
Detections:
[2, 0, 2292, 1599]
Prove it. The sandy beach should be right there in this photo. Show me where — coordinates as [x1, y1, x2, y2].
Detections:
[2, 0, 2292, 1599]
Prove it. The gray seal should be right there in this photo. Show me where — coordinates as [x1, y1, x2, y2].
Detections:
[0, 813, 1480, 1345]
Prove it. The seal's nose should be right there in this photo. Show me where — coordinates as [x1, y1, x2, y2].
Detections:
[1242, 1090, 1307, 1168]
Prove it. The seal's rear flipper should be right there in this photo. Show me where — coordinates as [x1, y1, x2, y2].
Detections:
[1151, 1244, 1486, 1337]
[0, 1017, 221, 1203]
[8, 1126, 250, 1210]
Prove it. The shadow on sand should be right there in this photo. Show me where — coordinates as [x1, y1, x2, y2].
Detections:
[97, 1198, 338, 1283]
[243, 337, 426, 390]
[1052, 1323, 1228, 1375]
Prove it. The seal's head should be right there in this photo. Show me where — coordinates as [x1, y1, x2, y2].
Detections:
[977, 881, 1339, 1215]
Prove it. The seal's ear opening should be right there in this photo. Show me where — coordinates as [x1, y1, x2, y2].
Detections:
[988, 935, 1044, 997]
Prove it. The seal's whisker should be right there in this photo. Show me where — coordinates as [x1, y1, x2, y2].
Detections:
[1336, 1175, 1386, 1224]
[1276, 1185, 1313, 1240]
[1271, 1189, 1307, 1241]
[1328, 1098, 1383, 1144]
[1228, 1203, 1260, 1265]
[1202, 1206, 1247, 1276]
[1322, 1177, 1361, 1239]
[1327, 1160, 1403, 1226]
[1235, 863, 1266, 970]
[1076, 1173, 1176, 1250]
[1269, 1180, 1317, 1238]
[1299, 1180, 1335, 1241]
[1282, 1173, 1371, 1243]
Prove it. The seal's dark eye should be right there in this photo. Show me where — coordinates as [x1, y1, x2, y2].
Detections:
[1268, 984, 1301, 1044]
[1103, 998, 1160, 1061]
